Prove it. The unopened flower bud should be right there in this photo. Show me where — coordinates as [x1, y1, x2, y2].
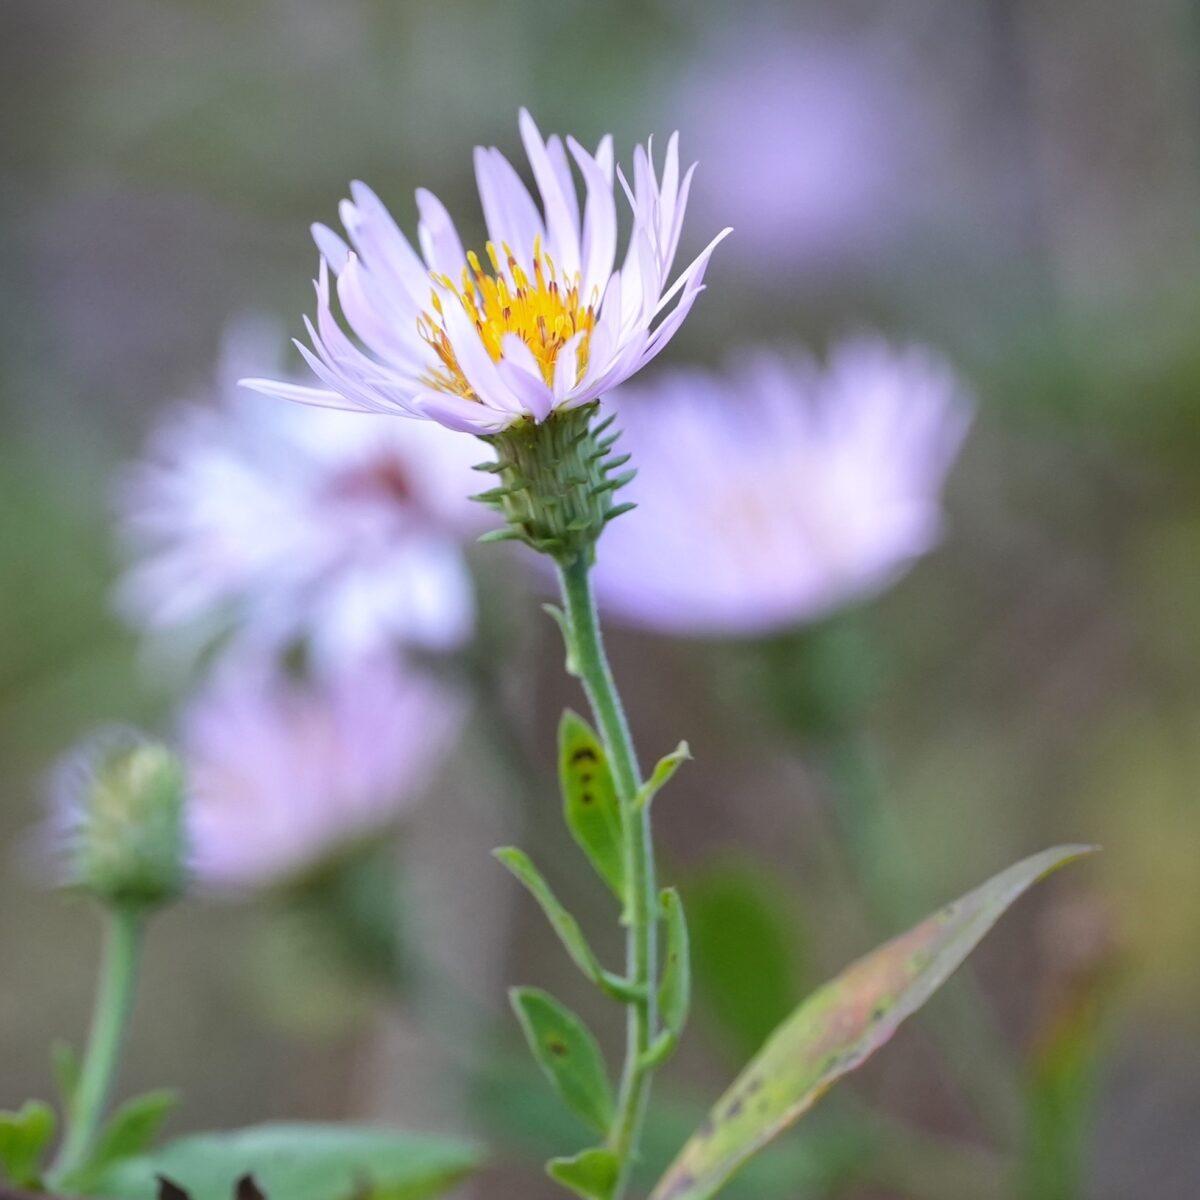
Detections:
[52, 728, 188, 910]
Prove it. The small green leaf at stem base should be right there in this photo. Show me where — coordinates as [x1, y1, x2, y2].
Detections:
[658, 888, 691, 1045]
[65, 1089, 179, 1189]
[558, 711, 625, 901]
[637, 743, 691, 811]
[494, 848, 607, 987]
[511, 987, 615, 1135]
[650, 844, 1099, 1200]
[0, 1101, 55, 1188]
[547, 1147, 620, 1200]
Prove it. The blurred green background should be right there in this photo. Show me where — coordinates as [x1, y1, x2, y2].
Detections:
[3, 1, 1200, 1197]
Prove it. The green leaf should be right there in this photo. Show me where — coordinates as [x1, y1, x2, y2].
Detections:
[547, 1147, 619, 1200]
[51, 1040, 81, 1110]
[0, 1100, 55, 1187]
[650, 844, 1098, 1200]
[494, 847, 607, 987]
[510, 987, 614, 1134]
[70, 1089, 180, 1186]
[637, 743, 691, 810]
[87, 1123, 483, 1200]
[658, 888, 691, 1042]
[544, 606, 582, 676]
[686, 862, 804, 1061]
[558, 710, 625, 901]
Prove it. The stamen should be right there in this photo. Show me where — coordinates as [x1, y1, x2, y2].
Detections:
[418, 241, 597, 403]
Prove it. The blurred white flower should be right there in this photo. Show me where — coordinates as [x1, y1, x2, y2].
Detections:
[592, 338, 974, 637]
[243, 109, 730, 435]
[116, 319, 485, 676]
[183, 657, 464, 891]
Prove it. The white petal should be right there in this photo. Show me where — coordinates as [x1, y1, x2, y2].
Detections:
[567, 136, 618, 298]
[311, 224, 350, 274]
[416, 188, 468, 277]
[239, 378, 364, 411]
[474, 146, 545, 264]
[519, 109, 581, 278]
[497, 333, 554, 420]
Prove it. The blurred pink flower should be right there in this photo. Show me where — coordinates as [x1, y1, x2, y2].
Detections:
[116, 319, 485, 676]
[243, 110, 730, 434]
[592, 338, 974, 637]
[679, 28, 939, 276]
[183, 657, 464, 890]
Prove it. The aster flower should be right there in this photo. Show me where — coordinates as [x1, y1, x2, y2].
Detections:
[183, 657, 464, 891]
[242, 110, 730, 435]
[116, 319, 484, 676]
[591, 338, 974, 637]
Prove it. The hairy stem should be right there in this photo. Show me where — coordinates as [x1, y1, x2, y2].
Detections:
[50, 906, 144, 1184]
[558, 554, 657, 1198]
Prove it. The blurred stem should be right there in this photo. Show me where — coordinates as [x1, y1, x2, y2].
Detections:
[49, 905, 144, 1184]
[1020, 988, 1106, 1199]
[558, 554, 657, 1200]
[818, 730, 1023, 1144]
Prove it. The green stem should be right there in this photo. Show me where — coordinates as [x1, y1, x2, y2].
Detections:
[51, 906, 144, 1184]
[558, 554, 657, 1199]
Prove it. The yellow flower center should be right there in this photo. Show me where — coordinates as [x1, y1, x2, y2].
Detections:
[418, 238, 598, 402]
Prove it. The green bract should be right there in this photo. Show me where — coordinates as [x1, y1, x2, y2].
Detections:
[474, 404, 635, 561]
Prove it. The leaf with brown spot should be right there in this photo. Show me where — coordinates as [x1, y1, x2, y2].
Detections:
[558, 710, 625, 902]
[650, 845, 1098, 1200]
[511, 987, 614, 1134]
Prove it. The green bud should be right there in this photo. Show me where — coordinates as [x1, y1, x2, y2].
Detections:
[55, 729, 188, 911]
[476, 403, 635, 562]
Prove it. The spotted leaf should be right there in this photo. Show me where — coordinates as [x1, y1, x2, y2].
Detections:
[558, 710, 624, 901]
[650, 844, 1098, 1200]
[511, 987, 614, 1134]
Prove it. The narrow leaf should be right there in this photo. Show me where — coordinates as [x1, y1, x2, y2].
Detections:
[494, 848, 606, 986]
[558, 711, 625, 900]
[638, 743, 691, 810]
[650, 844, 1098, 1200]
[0, 1100, 55, 1187]
[658, 888, 691, 1041]
[547, 1147, 619, 1200]
[511, 987, 614, 1134]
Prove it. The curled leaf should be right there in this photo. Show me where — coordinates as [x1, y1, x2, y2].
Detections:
[637, 743, 691, 810]
[650, 845, 1098, 1200]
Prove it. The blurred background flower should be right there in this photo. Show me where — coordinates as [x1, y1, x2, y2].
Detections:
[115, 318, 484, 678]
[183, 656, 465, 893]
[593, 338, 972, 637]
